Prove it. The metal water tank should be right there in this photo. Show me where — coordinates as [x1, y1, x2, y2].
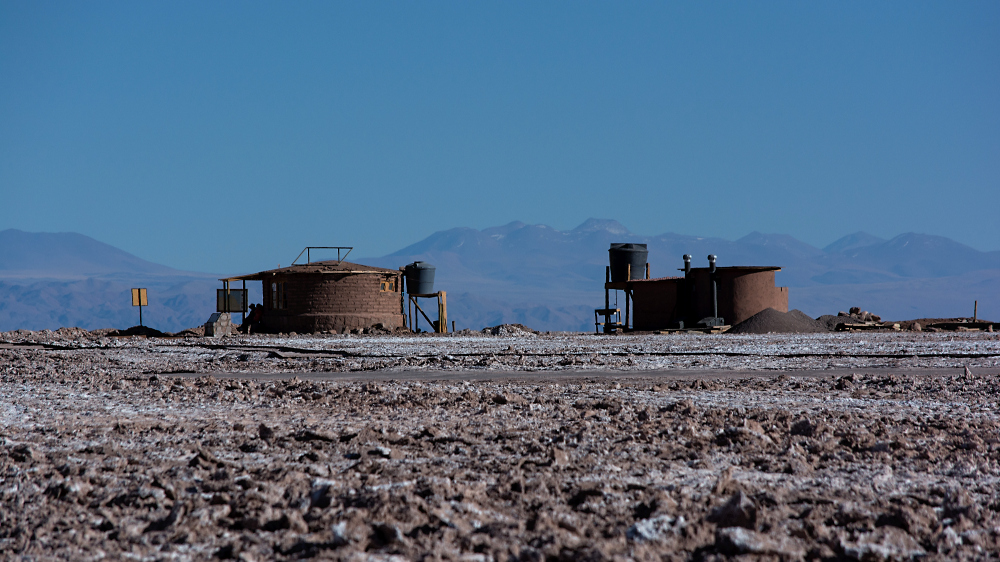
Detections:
[608, 243, 648, 282]
[404, 261, 436, 295]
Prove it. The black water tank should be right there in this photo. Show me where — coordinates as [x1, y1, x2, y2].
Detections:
[404, 261, 436, 295]
[608, 243, 648, 282]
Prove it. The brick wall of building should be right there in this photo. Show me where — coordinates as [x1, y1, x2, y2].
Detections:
[259, 272, 404, 333]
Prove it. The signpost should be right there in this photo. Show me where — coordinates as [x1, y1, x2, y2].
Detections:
[131, 288, 148, 327]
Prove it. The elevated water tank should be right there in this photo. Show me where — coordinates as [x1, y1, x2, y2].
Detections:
[609, 243, 648, 282]
[404, 261, 436, 295]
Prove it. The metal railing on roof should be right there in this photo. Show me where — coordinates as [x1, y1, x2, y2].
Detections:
[292, 246, 353, 265]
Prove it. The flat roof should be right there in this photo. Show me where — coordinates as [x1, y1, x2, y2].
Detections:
[221, 260, 399, 282]
[680, 266, 782, 272]
[629, 276, 684, 283]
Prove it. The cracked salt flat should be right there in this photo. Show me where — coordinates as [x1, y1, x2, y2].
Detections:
[14, 331, 993, 375]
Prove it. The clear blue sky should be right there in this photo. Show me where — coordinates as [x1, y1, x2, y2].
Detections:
[2, 2, 998, 274]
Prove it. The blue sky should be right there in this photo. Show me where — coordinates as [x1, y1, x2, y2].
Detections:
[2, 2, 998, 274]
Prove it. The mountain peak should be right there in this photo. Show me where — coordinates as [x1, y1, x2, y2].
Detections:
[0, 229, 185, 278]
[735, 232, 823, 259]
[481, 221, 528, 237]
[882, 232, 971, 251]
[571, 218, 631, 235]
[824, 232, 885, 254]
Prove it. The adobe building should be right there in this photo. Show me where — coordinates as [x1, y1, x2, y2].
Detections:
[601, 250, 788, 332]
[630, 265, 788, 330]
[223, 260, 404, 334]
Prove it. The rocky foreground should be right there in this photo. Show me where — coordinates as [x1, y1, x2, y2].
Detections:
[1, 330, 999, 561]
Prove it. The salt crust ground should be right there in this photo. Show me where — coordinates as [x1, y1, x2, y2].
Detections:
[1, 331, 999, 561]
[3, 330, 1000, 374]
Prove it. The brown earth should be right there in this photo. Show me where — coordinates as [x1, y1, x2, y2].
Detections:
[1, 330, 1000, 560]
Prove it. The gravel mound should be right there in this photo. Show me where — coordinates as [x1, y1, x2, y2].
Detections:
[787, 309, 824, 327]
[173, 326, 206, 337]
[816, 314, 849, 331]
[108, 325, 169, 337]
[727, 308, 827, 334]
[482, 323, 538, 336]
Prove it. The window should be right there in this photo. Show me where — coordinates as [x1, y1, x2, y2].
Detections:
[270, 282, 287, 309]
[380, 278, 397, 292]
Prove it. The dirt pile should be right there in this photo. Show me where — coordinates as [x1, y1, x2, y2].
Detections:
[0, 327, 112, 341]
[481, 323, 539, 336]
[727, 308, 827, 334]
[816, 314, 849, 331]
[108, 325, 170, 337]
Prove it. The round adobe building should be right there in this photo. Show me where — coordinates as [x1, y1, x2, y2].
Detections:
[227, 260, 404, 334]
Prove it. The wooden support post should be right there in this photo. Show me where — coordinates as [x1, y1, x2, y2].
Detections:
[974, 300, 978, 322]
[412, 297, 435, 330]
[439, 291, 447, 333]
[604, 266, 610, 330]
[605, 266, 610, 309]
[646, 263, 649, 279]
[625, 264, 631, 330]
[625, 289, 630, 330]
[400, 283, 406, 329]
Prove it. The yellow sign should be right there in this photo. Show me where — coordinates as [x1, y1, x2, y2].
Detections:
[131, 288, 148, 307]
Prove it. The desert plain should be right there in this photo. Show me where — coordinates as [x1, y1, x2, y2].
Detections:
[1, 328, 999, 561]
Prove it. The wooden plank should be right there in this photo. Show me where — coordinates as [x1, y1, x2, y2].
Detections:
[439, 291, 447, 333]
[836, 323, 900, 331]
[605, 266, 610, 312]
[927, 321, 995, 331]
[412, 297, 435, 329]
[625, 289, 630, 330]
[656, 325, 731, 335]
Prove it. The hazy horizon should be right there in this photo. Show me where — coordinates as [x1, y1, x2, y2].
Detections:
[4, 220, 999, 277]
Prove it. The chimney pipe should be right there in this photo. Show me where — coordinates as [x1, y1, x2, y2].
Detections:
[683, 254, 691, 277]
[708, 255, 718, 320]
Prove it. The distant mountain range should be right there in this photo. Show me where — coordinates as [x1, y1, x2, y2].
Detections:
[0, 230, 200, 279]
[1, 222, 997, 332]
[0, 229, 220, 332]
[361, 219, 999, 330]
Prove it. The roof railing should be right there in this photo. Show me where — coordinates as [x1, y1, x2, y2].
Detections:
[291, 246, 353, 265]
